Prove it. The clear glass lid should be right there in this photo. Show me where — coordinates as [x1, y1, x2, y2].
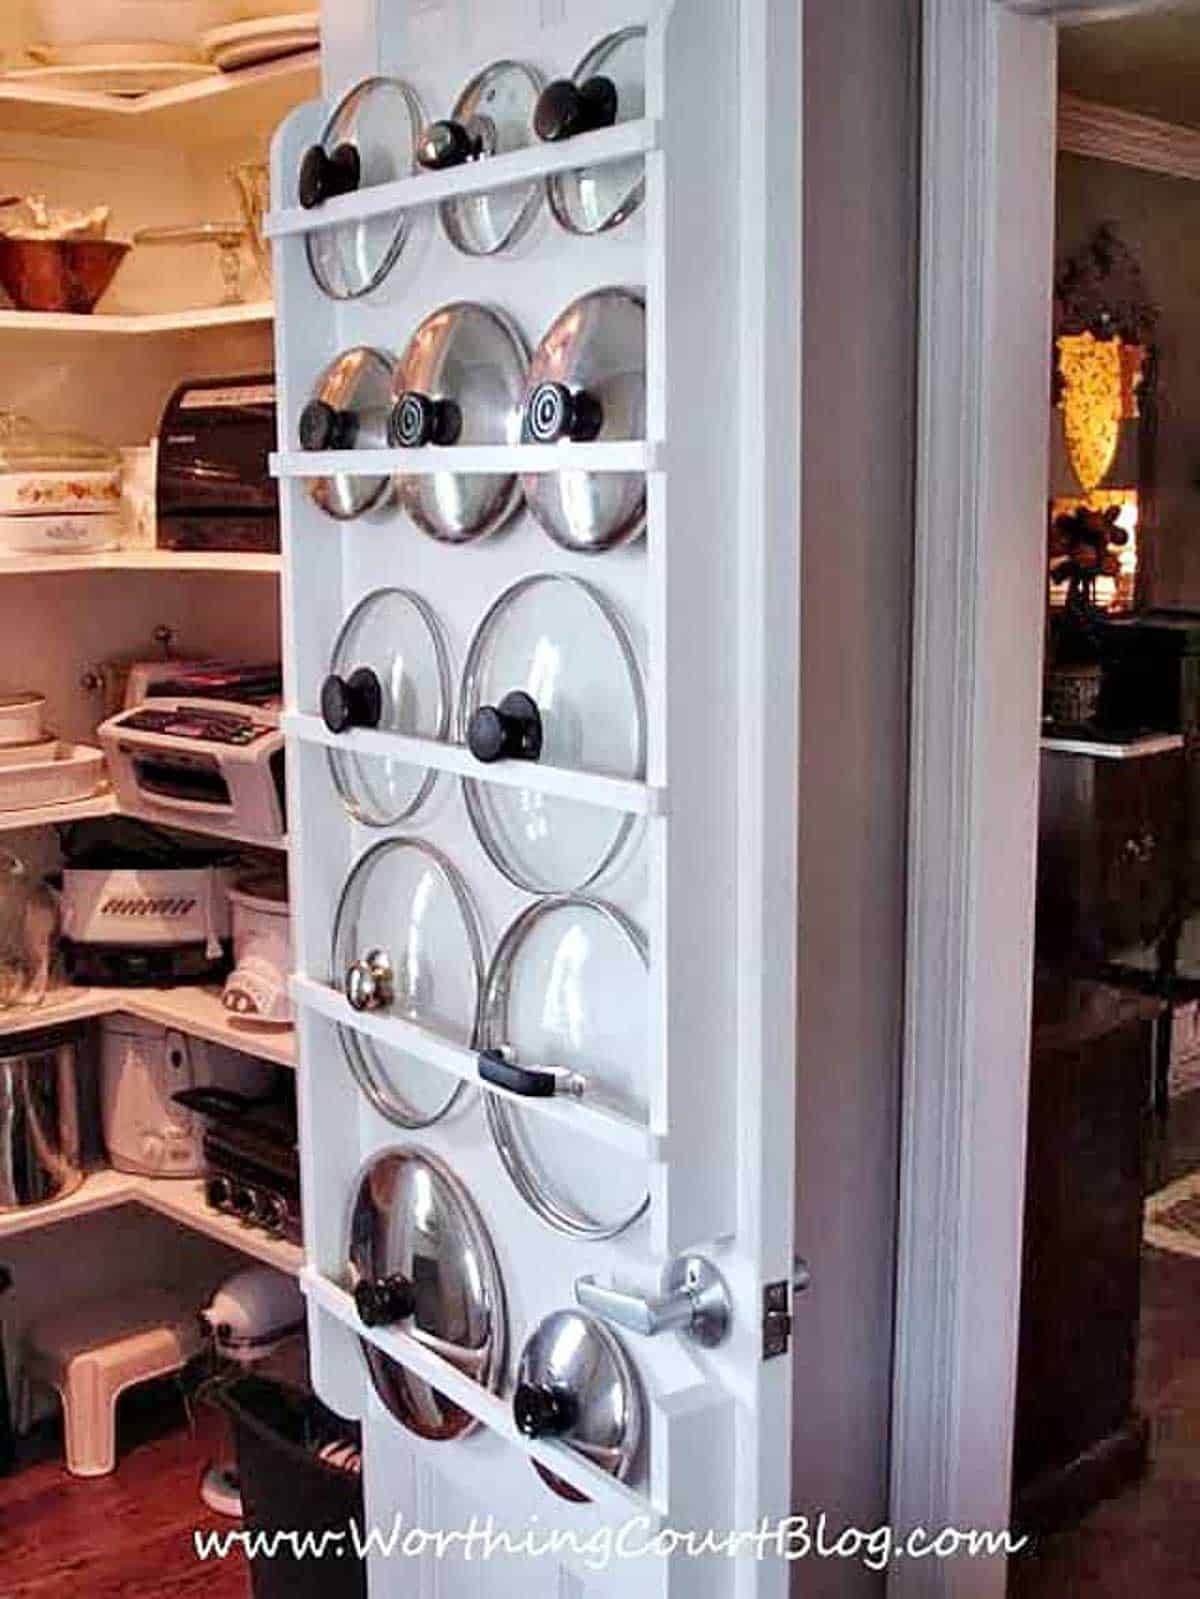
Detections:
[391, 301, 528, 544]
[0, 411, 119, 473]
[522, 288, 646, 552]
[300, 346, 394, 521]
[417, 60, 545, 256]
[514, 1309, 642, 1502]
[459, 574, 645, 892]
[301, 76, 425, 300]
[481, 896, 650, 1239]
[331, 839, 482, 1127]
[322, 588, 451, 826]
[537, 27, 646, 237]
[348, 1147, 506, 1442]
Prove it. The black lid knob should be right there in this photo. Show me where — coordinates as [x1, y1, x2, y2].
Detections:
[354, 1273, 416, 1328]
[533, 75, 619, 143]
[388, 391, 463, 448]
[526, 381, 604, 445]
[514, 1381, 578, 1440]
[417, 118, 486, 170]
[467, 690, 543, 764]
[298, 141, 362, 210]
[321, 667, 383, 734]
[299, 399, 359, 452]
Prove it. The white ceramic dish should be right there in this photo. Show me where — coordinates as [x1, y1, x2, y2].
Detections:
[0, 736, 59, 768]
[29, 0, 238, 54]
[201, 13, 317, 70]
[4, 63, 219, 96]
[0, 510, 122, 557]
[0, 743, 106, 813]
[0, 693, 46, 747]
[0, 469, 121, 518]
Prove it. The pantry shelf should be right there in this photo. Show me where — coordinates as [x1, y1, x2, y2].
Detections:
[0, 790, 119, 833]
[0, 303, 274, 338]
[0, 550, 280, 575]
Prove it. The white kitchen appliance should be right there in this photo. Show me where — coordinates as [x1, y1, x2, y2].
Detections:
[99, 1016, 276, 1177]
[60, 857, 237, 984]
[222, 869, 291, 1025]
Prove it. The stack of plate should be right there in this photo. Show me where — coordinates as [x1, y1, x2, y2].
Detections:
[202, 12, 319, 72]
[0, 694, 108, 814]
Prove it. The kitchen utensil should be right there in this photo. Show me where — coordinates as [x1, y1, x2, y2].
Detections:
[347, 1147, 506, 1441]
[223, 870, 292, 1026]
[132, 222, 248, 306]
[202, 13, 318, 71]
[299, 347, 394, 520]
[321, 588, 450, 826]
[0, 237, 129, 314]
[417, 59, 544, 256]
[0, 850, 57, 1009]
[459, 573, 646, 891]
[331, 839, 481, 1127]
[391, 302, 528, 543]
[521, 287, 646, 551]
[299, 77, 423, 300]
[513, 1309, 642, 1502]
[156, 375, 278, 553]
[480, 896, 650, 1237]
[0, 745, 106, 816]
[537, 26, 646, 237]
[0, 693, 45, 748]
[0, 1026, 82, 1209]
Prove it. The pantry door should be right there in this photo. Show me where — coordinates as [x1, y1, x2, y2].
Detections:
[274, 2, 803, 1596]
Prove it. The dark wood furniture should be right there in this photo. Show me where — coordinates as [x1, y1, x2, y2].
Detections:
[1013, 977, 1159, 1535]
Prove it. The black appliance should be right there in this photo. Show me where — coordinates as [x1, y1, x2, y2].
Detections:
[156, 374, 279, 553]
[176, 1085, 302, 1245]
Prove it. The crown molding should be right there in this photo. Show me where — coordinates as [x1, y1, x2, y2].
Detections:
[1059, 91, 1200, 183]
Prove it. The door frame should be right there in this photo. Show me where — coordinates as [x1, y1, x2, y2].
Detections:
[890, 2, 1171, 1596]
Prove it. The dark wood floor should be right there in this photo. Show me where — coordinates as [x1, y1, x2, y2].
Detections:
[1010, 1094, 1200, 1598]
[0, 1390, 250, 1598]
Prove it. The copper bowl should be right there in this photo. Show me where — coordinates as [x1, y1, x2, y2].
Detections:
[0, 237, 130, 314]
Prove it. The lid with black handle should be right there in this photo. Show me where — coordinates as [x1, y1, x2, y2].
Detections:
[300, 347, 394, 522]
[537, 27, 646, 237]
[348, 1147, 506, 1442]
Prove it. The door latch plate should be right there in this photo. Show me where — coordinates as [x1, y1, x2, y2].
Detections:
[762, 1281, 791, 1359]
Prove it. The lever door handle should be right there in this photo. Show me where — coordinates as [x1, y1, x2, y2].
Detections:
[575, 1254, 731, 1347]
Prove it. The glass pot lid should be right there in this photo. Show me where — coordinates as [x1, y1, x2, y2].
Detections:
[331, 839, 482, 1127]
[417, 60, 544, 256]
[301, 76, 424, 300]
[390, 302, 529, 544]
[514, 1309, 642, 1502]
[459, 574, 645, 892]
[536, 27, 646, 237]
[322, 588, 451, 826]
[300, 346, 394, 521]
[481, 896, 650, 1239]
[522, 288, 646, 552]
[348, 1147, 507, 1442]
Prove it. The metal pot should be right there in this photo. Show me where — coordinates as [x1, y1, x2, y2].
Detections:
[0, 1026, 82, 1210]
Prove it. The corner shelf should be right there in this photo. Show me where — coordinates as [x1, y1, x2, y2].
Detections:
[0, 303, 273, 338]
[0, 790, 118, 832]
[0, 549, 280, 575]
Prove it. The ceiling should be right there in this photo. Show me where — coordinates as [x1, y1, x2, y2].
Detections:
[1059, 2, 1200, 128]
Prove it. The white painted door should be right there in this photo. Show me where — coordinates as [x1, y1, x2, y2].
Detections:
[271, 3, 802, 1595]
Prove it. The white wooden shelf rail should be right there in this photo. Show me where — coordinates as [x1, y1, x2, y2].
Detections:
[302, 1266, 662, 1526]
[293, 975, 661, 1162]
[286, 712, 665, 818]
[266, 118, 660, 240]
[272, 441, 659, 478]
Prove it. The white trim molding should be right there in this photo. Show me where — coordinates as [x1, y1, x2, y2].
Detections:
[1059, 91, 1200, 182]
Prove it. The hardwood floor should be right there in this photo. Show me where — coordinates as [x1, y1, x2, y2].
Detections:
[0, 1389, 249, 1598]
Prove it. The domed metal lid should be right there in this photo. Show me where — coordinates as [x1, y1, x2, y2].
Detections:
[459, 574, 645, 892]
[522, 288, 645, 552]
[482, 897, 650, 1238]
[391, 302, 529, 544]
[539, 27, 646, 238]
[322, 588, 450, 826]
[301, 346, 394, 522]
[348, 1147, 506, 1442]
[418, 60, 544, 256]
[301, 76, 424, 300]
[514, 1309, 642, 1501]
[331, 839, 482, 1127]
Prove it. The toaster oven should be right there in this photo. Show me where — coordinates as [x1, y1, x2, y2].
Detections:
[156, 374, 279, 553]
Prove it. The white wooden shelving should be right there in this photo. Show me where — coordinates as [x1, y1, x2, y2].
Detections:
[0, 550, 280, 575]
[0, 303, 273, 338]
[0, 791, 119, 832]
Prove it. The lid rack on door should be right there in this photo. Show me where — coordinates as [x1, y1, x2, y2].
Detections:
[271, 0, 799, 1572]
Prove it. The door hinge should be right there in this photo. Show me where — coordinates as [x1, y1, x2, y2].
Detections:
[762, 1258, 811, 1360]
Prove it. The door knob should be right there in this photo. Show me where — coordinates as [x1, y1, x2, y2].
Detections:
[574, 1254, 731, 1347]
[346, 948, 393, 1012]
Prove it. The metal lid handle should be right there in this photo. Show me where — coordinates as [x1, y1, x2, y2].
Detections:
[466, 689, 543, 764]
[534, 76, 618, 143]
[346, 948, 393, 1013]
[298, 141, 361, 209]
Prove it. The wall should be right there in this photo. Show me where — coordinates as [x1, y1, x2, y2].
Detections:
[793, 1, 918, 1593]
[1057, 150, 1200, 608]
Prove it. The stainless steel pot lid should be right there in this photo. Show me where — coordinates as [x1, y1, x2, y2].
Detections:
[301, 76, 424, 300]
[322, 588, 451, 826]
[418, 60, 544, 256]
[390, 302, 528, 544]
[331, 840, 482, 1127]
[522, 288, 646, 552]
[481, 897, 650, 1239]
[459, 574, 645, 892]
[301, 347, 394, 522]
[537, 27, 646, 237]
[348, 1147, 506, 1442]
[514, 1309, 642, 1502]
